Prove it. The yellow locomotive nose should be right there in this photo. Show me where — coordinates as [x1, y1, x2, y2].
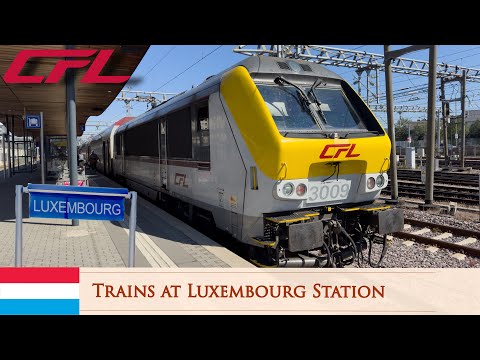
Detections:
[221, 66, 391, 181]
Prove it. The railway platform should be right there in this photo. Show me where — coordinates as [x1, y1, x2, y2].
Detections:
[0, 170, 253, 268]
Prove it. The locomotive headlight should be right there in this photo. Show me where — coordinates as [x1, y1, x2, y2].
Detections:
[282, 182, 294, 196]
[296, 183, 307, 196]
[376, 174, 385, 187]
[367, 177, 376, 189]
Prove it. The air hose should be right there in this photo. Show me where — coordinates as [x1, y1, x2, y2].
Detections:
[323, 243, 334, 268]
[368, 234, 388, 268]
[339, 223, 358, 266]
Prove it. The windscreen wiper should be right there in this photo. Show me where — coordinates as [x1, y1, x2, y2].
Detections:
[340, 130, 379, 138]
[308, 78, 329, 125]
[274, 76, 326, 131]
[281, 130, 329, 138]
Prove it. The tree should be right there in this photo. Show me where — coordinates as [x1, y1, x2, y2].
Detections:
[412, 122, 426, 140]
[395, 117, 411, 141]
[467, 120, 480, 138]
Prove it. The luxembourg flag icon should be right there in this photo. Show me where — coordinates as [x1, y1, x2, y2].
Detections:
[0, 268, 79, 315]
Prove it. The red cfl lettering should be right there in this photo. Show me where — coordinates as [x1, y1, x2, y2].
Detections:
[319, 144, 361, 159]
[2, 49, 130, 84]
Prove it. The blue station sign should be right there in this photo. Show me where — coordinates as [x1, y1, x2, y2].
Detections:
[27, 184, 128, 221]
[25, 114, 42, 129]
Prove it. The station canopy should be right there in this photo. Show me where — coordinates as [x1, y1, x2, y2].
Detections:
[0, 45, 149, 137]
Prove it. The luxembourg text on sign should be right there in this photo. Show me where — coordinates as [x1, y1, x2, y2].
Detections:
[27, 184, 128, 221]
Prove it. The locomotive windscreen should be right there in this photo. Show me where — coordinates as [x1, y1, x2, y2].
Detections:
[257, 82, 382, 137]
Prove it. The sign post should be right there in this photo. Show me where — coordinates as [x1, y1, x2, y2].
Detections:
[1, 125, 6, 180]
[15, 185, 23, 267]
[15, 184, 137, 267]
[128, 191, 137, 267]
[40, 112, 45, 184]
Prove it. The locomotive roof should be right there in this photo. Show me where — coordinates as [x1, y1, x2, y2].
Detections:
[115, 56, 344, 134]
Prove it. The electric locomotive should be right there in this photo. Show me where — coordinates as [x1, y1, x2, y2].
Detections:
[88, 56, 404, 267]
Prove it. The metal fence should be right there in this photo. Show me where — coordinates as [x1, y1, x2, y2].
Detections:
[0, 141, 38, 175]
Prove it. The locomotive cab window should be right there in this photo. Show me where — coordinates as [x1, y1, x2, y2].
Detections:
[198, 106, 209, 131]
[193, 101, 210, 163]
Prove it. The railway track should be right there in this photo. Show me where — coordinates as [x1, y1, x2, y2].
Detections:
[442, 160, 480, 170]
[383, 181, 479, 205]
[393, 218, 480, 258]
[398, 157, 480, 170]
[397, 169, 480, 187]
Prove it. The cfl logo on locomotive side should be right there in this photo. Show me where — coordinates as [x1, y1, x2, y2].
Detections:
[319, 144, 360, 159]
[174, 173, 188, 188]
[2, 49, 130, 84]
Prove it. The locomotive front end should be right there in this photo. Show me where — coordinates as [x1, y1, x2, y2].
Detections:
[221, 58, 404, 267]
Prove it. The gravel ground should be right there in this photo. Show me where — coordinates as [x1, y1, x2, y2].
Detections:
[403, 208, 480, 232]
[353, 237, 480, 268]
[380, 194, 480, 214]
[350, 206, 480, 268]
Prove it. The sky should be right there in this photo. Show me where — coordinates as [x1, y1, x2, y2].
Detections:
[80, 45, 480, 140]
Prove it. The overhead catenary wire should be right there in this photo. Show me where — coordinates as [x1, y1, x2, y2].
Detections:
[325, 54, 480, 115]
[84, 45, 480, 140]
[154, 45, 224, 91]
[80, 46, 181, 139]
[100, 45, 224, 122]
[142, 46, 177, 79]
[445, 50, 480, 64]
[255, 45, 480, 117]
[336, 46, 480, 92]
[438, 46, 480, 60]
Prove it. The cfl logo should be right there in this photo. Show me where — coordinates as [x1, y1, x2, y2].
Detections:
[174, 173, 188, 188]
[319, 144, 360, 159]
[2, 49, 130, 84]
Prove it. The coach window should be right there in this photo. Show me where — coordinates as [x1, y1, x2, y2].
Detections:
[124, 121, 159, 157]
[193, 101, 210, 163]
[167, 107, 192, 159]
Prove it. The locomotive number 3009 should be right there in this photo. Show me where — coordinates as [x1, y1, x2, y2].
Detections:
[307, 180, 351, 203]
